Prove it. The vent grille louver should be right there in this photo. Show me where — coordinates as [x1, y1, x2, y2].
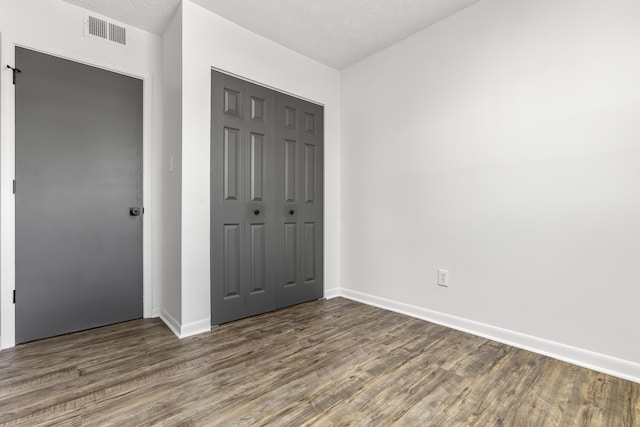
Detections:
[88, 16, 108, 39]
[109, 23, 127, 45]
[84, 13, 128, 46]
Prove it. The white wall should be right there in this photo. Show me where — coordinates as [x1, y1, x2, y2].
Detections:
[179, 0, 341, 333]
[159, 4, 183, 333]
[0, 0, 164, 348]
[341, 0, 640, 380]
[0, 32, 4, 334]
[0, 31, 2, 333]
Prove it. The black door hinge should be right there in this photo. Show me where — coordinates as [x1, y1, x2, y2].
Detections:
[6, 65, 21, 85]
[13, 180, 16, 194]
[13, 290, 16, 304]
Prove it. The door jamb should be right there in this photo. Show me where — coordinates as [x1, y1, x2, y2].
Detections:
[0, 38, 154, 349]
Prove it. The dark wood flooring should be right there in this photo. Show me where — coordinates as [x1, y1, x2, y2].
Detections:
[0, 297, 638, 426]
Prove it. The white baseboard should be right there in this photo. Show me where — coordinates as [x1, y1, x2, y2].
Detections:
[159, 308, 181, 338]
[180, 318, 211, 338]
[324, 287, 340, 299]
[159, 308, 211, 339]
[339, 287, 640, 384]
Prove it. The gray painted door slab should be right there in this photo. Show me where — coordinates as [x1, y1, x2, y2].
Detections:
[211, 71, 277, 324]
[275, 93, 324, 309]
[15, 47, 143, 343]
[211, 71, 323, 325]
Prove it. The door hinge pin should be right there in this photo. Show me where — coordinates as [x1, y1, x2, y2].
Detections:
[6, 65, 21, 85]
[13, 290, 16, 304]
[13, 180, 16, 194]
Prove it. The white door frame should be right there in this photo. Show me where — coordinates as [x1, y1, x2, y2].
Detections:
[0, 38, 154, 349]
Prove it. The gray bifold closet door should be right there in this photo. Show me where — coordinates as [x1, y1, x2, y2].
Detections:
[211, 71, 323, 325]
[15, 47, 143, 343]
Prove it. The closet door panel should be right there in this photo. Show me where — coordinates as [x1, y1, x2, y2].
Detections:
[275, 94, 324, 309]
[211, 71, 276, 324]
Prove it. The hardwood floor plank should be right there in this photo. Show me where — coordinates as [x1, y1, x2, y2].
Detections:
[0, 298, 638, 426]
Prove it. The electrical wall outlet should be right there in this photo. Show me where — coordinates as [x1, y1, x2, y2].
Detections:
[438, 269, 449, 287]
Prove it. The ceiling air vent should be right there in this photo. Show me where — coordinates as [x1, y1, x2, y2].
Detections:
[88, 15, 108, 39]
[108, 23, 127, 45]
[84, 12, 129, 46]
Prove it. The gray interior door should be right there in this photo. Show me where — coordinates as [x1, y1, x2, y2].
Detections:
[15, 47, 143, 343]
[211, 71, 277, 324]
[275, 94, 324, 309]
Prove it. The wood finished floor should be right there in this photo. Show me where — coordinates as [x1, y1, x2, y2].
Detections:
[0, 298, 638, 426]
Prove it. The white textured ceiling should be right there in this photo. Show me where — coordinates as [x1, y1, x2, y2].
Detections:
[61, 0, 481, 70]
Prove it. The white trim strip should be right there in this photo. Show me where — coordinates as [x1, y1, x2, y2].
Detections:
[179, 319, 211, 339]
[159, 309, 181, 339]
[324, 287, 340, 299]
[339, 287, 640, 384]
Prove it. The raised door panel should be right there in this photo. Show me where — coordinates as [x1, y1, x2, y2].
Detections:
[224, 127, 241, 201]
[250, 133, 265, 202]
[284, 222, 298, 287]
[303, 222, 317, 284]
[284, 139, 297, 203]
[304, 112, 316, 134]
[304, 143, 316, 204]
[285, 106, 297, 129]
[224, 88, 241, 117]
[251, 96, 266, 122]
[249, 224, 266, 294]
[223, 224, 242, 299]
